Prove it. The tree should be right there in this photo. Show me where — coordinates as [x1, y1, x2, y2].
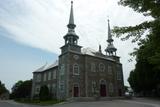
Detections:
[10, 80, 32, 99]
[113, 0, 160, 96]
[0, 81, 8, 95]
[39, 85, 51, 101]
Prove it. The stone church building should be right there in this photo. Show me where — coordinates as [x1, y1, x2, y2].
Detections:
[31, 1, 124, 100]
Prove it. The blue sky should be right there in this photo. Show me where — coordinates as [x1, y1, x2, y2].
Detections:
[0, 0, 152, 91]
[0, 34, 57, 91]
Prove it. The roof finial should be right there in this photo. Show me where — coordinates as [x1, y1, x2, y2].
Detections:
[99, 44, 102, 53]
[67, 0, 76, 29]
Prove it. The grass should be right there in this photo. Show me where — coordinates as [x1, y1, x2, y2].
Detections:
[15, 99, 64, 106]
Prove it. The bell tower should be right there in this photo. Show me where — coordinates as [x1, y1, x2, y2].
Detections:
[105, 19, 117, 56]
[105, 19, 120, 62]
[61, 1, 81, 54]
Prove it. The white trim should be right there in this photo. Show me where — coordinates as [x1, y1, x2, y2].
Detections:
[108, 65, 112, 74]
[99, 63, 105, 72]
[109, 82, 114, 93]
[91, 63, 96, 72]
[73, 63, 79, 75]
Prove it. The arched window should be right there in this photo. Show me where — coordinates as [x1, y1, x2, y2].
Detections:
[73, 64, 79, 75]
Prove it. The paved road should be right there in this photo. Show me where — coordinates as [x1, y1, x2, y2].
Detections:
[0, 98, 160, 107]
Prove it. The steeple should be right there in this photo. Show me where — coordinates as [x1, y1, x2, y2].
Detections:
[105, 19, 117, 56]
[107, 19, 113, 43]
[64, 1, 79, 45]
[61, 1, 81, 54]
[68, 1, 75, 28]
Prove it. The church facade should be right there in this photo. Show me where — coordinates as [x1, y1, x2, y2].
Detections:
[31, 1, 124, 100]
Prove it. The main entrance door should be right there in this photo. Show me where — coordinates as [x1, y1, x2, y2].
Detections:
[73, 85, 79, 97]
[100, 84, 106, 97]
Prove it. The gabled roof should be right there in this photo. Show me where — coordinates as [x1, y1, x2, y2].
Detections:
[81, 47, 115, 61]
[45, 60, 58, 70]
[34, 63, 47, 72]
[81, 47, 96, 56]
[33, 60, 58, 73]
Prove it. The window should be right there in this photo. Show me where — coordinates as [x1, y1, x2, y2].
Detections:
[108, 65, 112, 74]
[44, 73, 47, 81]
[52, 83, 56, 96]
[73, 64, 79, 75]
[91, 63, 96, 72]
[117, 65, 122, 80]
[60, 64, 65, 75]
[99, 63, 105, 72]
[60, 84, 64, 92]
[109, 83, 114, 93]
[48, 72, 51, 80]
[47, 84, 51, 91]
[35, 85, 40, 94]
[117, 70, 122, 80]
[36, 74, 41, 82]
[52, 83, 56, 92]
[53, 70, 56, 79]
[92, 81, 96, 93]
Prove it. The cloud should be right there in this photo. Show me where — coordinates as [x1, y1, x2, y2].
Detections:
[0, 0, 151, 85]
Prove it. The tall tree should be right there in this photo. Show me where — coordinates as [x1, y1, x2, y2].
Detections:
[0, 81, 8, 95]
[113, 0, 160, 96]
[11, 80, 32, 99]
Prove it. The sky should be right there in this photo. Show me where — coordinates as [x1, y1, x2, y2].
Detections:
[0, 0, 151, 91]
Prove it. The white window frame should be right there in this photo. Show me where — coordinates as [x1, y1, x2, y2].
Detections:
[53, 70, 56, 79]
[60, 64, 65, 75]
[44, 73, 47, 81]
[36, 74, 41, 82]
[99, 63, 105, 72]
[47, 84, 51, 91]
[109, 83, 114, 93]
[108, 65, 112, 74]
[117, 65, 122, 80]
[60, 82, 64, 92]
[73, 63, 79, 75]
[91, 81, 96, 93]
[91, 63, 96, 72]
[48, 72, 51, 80]
[35, 85, 40, 94]
[117, 70, 122, 80]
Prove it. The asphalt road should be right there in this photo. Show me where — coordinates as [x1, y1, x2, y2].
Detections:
[0, 98, 160, 107]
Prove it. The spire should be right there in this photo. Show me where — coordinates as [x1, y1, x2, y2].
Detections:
[69, 1, 74, 25]
[107, 19, 113, 43]
[63, 1, 79, 46]
[67, 1, 76, 29]
[105, 19, 117, 56]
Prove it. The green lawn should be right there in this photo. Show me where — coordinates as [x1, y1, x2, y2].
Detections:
[15, 99, 64, 106]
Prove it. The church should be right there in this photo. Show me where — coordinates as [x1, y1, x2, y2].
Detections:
[31, 1, 124, 100]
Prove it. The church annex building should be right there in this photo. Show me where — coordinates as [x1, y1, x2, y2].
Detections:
[31, 1, 124, 100]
